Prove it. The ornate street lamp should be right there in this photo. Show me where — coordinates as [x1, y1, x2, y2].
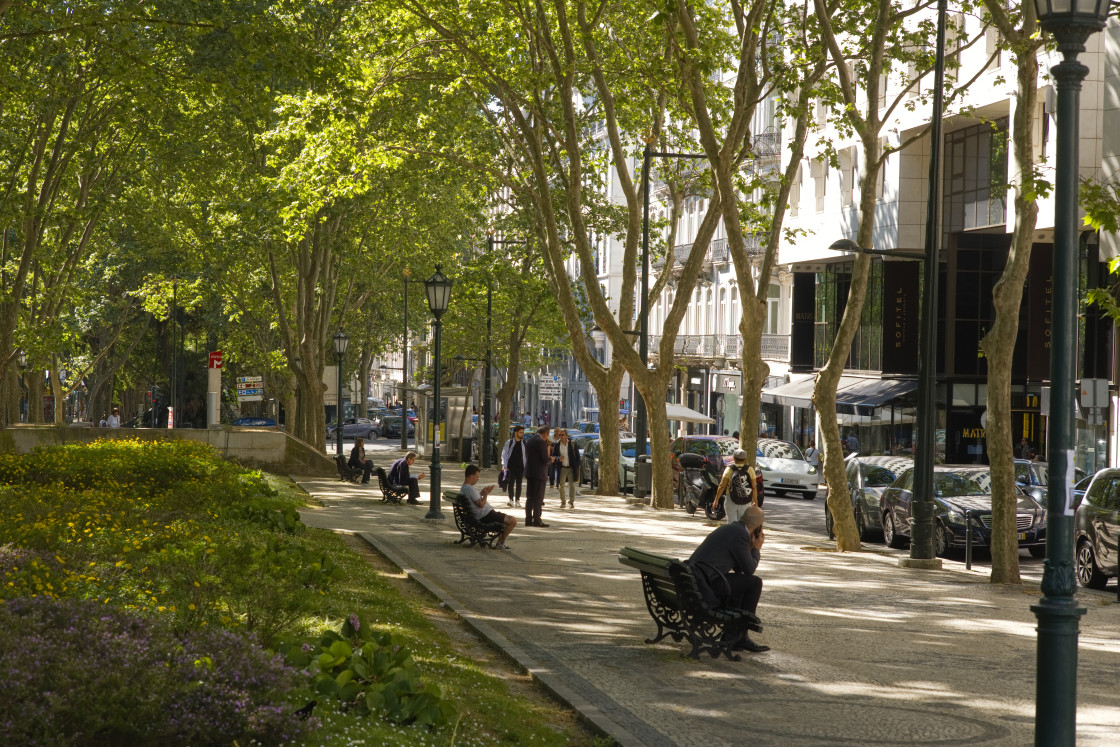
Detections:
[333, 328, 349, 457]
[401, 268, 411, 450]
[1030, 0, 1109, 743]
[17, 349, 28, 424]
[424, 266, 453, 520]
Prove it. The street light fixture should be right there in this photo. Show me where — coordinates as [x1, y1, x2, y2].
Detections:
[1030, 0, 1108, 742]
[401, 268, 411, 450]
[333, 328, 349, 457]
[424, 265, 453, 520]
[17, 350, 28, 424]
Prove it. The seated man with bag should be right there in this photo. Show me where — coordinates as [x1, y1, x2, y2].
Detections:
[389, 451, 425, 505]
[461, 464, 516, 550]
[687, 504, 769, 653]
[712, 448, 762, 523]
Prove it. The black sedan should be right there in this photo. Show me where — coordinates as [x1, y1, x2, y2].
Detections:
[878, 465, 1046, 557]
[379, 415, 414, 438]
[1074, 467, 1120, 589]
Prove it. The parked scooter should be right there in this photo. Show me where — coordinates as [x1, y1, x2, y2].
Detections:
[677, 452, 724, 520]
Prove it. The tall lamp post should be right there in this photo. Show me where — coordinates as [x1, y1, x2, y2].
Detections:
[333, 329, 349, 457]
[1031, 0, 1108, 742]
[424, 266, 453, 520]
[18, 349, 28, 423]
[402, 268, 411, 449]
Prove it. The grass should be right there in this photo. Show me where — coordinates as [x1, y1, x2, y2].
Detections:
[0, 440, 603, 745]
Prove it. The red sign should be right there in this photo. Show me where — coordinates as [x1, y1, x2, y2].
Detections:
[208, 351, 223, 369]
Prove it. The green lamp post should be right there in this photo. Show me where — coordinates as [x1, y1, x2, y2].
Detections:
[424, 266, 453, 520]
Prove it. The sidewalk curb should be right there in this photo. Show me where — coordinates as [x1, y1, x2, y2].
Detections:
[356, 530, 646, 747]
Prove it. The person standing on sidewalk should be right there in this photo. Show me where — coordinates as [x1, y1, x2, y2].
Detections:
[524, 425, 551, 527]
[389, 451, 425, 505]
[552, 429, 581, 508]
[687, 504, 769, 653]
[547, 427, 561, 488]
[712, 449, 761, 523]
[501, 425, 528, 508]
[461, 465, 516, 550]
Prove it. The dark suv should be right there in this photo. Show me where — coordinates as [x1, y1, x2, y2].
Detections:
[669, 436, 740, 473]
[1075, 468, 1120, 589]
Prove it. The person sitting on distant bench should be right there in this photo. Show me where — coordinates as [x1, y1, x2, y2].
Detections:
[461, 464, 516, 550]
[389, 451, 425, 505]
[349, 437, 374, 484]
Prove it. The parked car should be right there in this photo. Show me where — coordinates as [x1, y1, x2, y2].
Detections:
[669, 435, 740, 473]
[1074, 467, 1120, 589]
[579, 437, 650, 492]
[878, 464, 1046, 557]
[379, 415, 414, 438]
[326, 417, 381, 440]
[827, 455, 914, 540]
[755, 438, 818, 500]
[569, 432, 599, 455]
[231, 417, 276, 427]
[575, 421, 599, 434]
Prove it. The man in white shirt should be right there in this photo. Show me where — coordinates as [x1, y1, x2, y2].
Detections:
[461, 464, 516, 550]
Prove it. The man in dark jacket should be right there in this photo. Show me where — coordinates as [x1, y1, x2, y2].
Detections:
[688, 504, 769, 653]
[524, 425, 552, 527]
[389, 451, 425, 505]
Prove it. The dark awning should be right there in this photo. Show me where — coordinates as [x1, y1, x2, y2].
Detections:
[834, 378, 918, 407]
[760, 376, 817, 408]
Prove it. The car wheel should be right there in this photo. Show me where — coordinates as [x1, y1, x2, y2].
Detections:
[367, 429, 378, 439]
[1076, 541, 1108, 590]
[933, 523, 949, 557]
[883, 513, 904, 549]
[802, 491, 816, 501]
[1028, 545, 1046, 559]
[825, 508, 834, 540]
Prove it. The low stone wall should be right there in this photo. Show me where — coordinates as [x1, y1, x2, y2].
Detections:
[0, 425, 336, 477]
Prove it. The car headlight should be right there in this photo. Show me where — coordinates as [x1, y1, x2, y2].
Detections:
[946, 510, 966, 526]
[807, 465, 817, 475]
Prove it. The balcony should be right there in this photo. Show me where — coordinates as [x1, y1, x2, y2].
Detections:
[760, 334, 790, 360]
[640, 333, 788, 364]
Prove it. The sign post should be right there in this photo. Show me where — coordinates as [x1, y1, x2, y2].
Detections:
[207, 351, 223, 428]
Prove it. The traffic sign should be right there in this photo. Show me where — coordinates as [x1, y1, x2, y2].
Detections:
[208, 351, 223, 369]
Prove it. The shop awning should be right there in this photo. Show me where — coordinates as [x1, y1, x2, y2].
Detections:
[762, 375, 916, 409]
[835, 378, 918, 407]
[760, 376, 818, 408]
[665, 403, 716, 424]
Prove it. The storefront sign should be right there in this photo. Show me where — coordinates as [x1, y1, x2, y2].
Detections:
[881, 262, 919, 374]
[790, 273, 815, 370]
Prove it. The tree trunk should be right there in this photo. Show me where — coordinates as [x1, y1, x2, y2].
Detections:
[979, 35, 1040, 585]
[27, 372, 43, 423]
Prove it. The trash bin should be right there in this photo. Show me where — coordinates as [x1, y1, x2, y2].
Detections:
[459, 437, 474, 462]
[634, 455, 652, 499]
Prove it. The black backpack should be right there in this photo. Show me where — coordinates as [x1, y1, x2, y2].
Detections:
[728, 465, 755, 505]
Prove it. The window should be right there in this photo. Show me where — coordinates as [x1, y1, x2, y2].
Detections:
[765, 284, 780, 335]
[944, 118, 1009, 232]
[718, 288, 727, 335]
[811, 157, 828, 213]
[840, 147, 855, 208]
[985, 25, 1001, 70]
[705, 289, 714, 334]
[814, 261, 883, 370]
[730, 287, 739, 333]
[790, 161, 803, 217]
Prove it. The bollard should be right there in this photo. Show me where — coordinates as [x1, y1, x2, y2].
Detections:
[965, 509, 973, 571]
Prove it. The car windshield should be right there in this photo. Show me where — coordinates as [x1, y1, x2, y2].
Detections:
[621, 442, 651, 458]
[934, 471, 989, 497]
[864, 466, 899, 487]
[757, 440, 804, 460]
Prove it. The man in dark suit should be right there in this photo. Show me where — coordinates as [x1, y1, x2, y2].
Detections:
[524, 425, 552, 527]
[688, 504, 769, 653]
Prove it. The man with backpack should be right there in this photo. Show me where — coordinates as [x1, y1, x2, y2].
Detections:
[712, 449, 761, 523]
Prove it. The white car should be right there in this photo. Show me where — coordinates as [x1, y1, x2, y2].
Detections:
[756, 438, 818, 500]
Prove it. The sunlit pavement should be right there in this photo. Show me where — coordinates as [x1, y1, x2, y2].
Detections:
[295, 458, 1120, 747]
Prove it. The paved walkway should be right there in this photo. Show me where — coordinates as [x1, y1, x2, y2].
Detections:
[295, 459, 1120, 746]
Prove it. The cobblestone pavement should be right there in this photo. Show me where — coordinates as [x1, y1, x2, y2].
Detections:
[296, 461, 1120, 747]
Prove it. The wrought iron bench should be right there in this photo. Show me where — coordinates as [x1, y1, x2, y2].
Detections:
[334, 454, 363, 484]
[618, 546, 762, 661]
[449, 492, 503, 548]
[375, 467, 409, 504]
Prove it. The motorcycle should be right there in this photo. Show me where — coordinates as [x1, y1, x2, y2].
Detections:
[677, 452, 724, 520]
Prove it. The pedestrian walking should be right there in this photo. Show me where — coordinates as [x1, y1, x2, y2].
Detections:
[501, 425, 528, 507]
[552, 429, 581, 508]
[712, 449, 761, 523]
[524, 425, 551, 527]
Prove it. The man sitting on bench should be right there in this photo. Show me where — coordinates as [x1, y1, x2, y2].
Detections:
[461, 465, 516, 551]
[389, 451, 425, 505]
[687, 504, 770, 653]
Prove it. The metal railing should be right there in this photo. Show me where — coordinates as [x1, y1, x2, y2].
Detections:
[760, 334, 790, 360]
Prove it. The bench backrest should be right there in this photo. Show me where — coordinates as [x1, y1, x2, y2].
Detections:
[375, 467, 392, 488]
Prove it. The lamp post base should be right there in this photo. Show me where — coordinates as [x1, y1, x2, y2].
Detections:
[898, 557, 943, 570]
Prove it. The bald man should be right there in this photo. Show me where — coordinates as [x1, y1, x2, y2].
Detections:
[687, 504, 769, 653]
